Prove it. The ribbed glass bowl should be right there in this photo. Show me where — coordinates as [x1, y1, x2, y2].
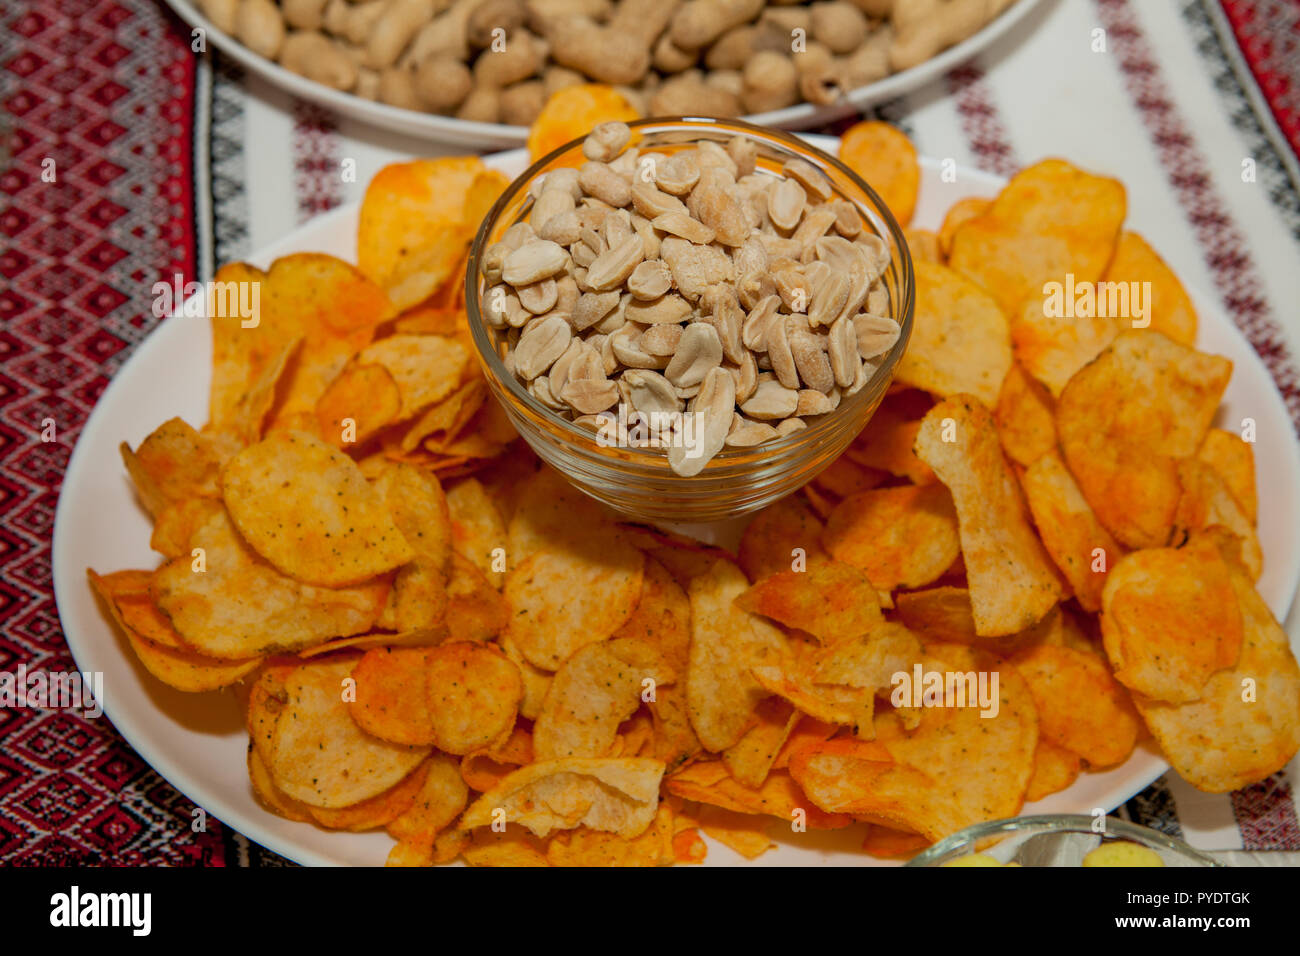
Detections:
[465, 117, 915, 522]
[906, 814, 1223, 867]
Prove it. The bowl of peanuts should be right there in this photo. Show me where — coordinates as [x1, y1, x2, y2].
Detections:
[169, 0, 1043, 148]
[467, 117, 914, 522]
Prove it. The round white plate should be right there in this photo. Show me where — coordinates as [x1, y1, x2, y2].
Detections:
[53, 142, 1300, 866]
[165, 0, 1045, 148]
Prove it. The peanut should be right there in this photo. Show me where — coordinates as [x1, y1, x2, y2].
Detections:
[414, 55, 473, 111]
[235, 0, 285, 59]
[280, 31, 359, 90]
[198, 0, 239, 33]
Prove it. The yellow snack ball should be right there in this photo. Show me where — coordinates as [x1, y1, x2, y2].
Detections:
[942, 853, 1005, 867]
[1082, 842, 1165, 867]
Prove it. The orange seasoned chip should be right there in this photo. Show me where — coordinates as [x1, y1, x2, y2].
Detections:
[307, 759, 429, 831]
[861, 826, 931, 858]
[1011, 296, 1122, 397]
[373, 461, 454, 631]
[149, 497, 222, 559]
[1101, 537, 1244, 703]
[1056, 331, 1232, 549]
[358, 157, 492, 311]
[248, 746, 312, 822]
[315, 363, 402, 446]
[1025, 740, 1083, 802]
[937, 197, 991, 258]
[905, 228, 942, 263]
[737, 495, 830, 584]
[356, 334, 470, 421]
[993, 362, 1056, 467]
[893, 586, 979, 645]
[948, 159, 1126, 319]
[722, 697, 799, 790]
[1011, 642, 1140, 768]
[1171, 459, 1262, 579]
[1020, 449, 1125, 613]
[896, 261, 1012, 407]
[446, 552, 510, 643]
[150, 508, 389, 658]
[350, 647, 438, 746]
[735, 561, 882, 644]
[222, 431, 414, 587]
[647, 683, 701, 773]
[546, 804, 675, 867]
[915, 397, 1066, 636]
[1133, 569, 1300, 792]
[462, 824, 550, 867]
[120, 418, 220, 518]
[838, 121, 919, 226]
[822, 485, 960, 592]
[401, 380, 488, 455]
[1102, 231, 1197, 346]
[526, 84, 640, 162]
[613, 555, 692, 674]
[811, 456, 887, 502]
[385, 753, 468, 848]
[210, 255, 392, 432]
[425, 642, 522, 755]
[445, 477, 507, 588]
[697, 806, 777, 860]
[686, 559, 790, 752]
[665, 764, 851, 829]
[1196, 428, 1257, 523]
[845, 398, 935, 484]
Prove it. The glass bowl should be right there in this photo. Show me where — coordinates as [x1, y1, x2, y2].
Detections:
[905, 814, 1223, 867]
[465, 117, 915, 523]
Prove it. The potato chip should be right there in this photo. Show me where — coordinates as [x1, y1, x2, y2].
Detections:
[1133, 569, 1300, 792]
[612, 555, 691, 674]
[937, 197, 991, 257]
[1056, 331, 1232, 549]
[248, 746, 313, 822]
[686, 559, 790, 752]
[446, 552, 510, 643]
[737, 495, 830, 584]
[535, 638, 672, 760]
[355, 335, 469, 421]
[1101, 537, 1243, 703]
[1025, 740, 1083, 802]
[893, 586, 980, 645]
[460, 757, 665, 838]
[504, 540, 644, 671]
[500, 631, 552, 721]
[1196, 428, 1257, 523]
[269, 658, 430, 808]
[647, 683, 701, 773]
[349, 647, 438, 745]
[1011, 296, 1122, 397]
[462, 825, 550, 867]
[461, 726, 535, 792]
[445, 477, 507, 590]
[861, 825, 930, 858]
[772, 716, 839, 770]
[400, 379, 488, 455]
[1102, 231, 1197, 346]
[791, 645, 1037, 841]
[838, 121, 919, 225]
[672, 827, 709, 864]
[822, 485, 960, 591]
[895, 261, 1012, 407]
[750, 655, 876, 739]
[149, 497, 222, 560]
[845, 399, 936, 484]
[307, 759, 429, 831]
[697, 805, 777, 859]
[506, 466, 621, 563]
[947, 159, 1126, 318]
[151, 508, 389, 657]
[546, 804, 675, 867]
[736, 561, 882, 644]
[722, 697, 799, 790]
[373, 461, 454, 631]
[526, 84, 640, 161]
[915, 397, 1066, 636]
[993, 362, 1056, 467]
[905, 228, 942, 263]
[315, 363, 402, 447]
[1171, 459, 1262, 580]
[424, 642, 522, 755]
[1011, 642, 1140, 767]
[811, 456, 887, 502]
[210, 255, 392, 431]
[385, 753, 468, 848]
[665, 763, 851, 829]
[222, 431, 414, 587]
[1020, 449, 1125, 613]
[813, 622, 923, 691]
[358, 158, 493, 311]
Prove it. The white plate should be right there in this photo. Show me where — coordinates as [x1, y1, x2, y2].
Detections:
[167, 0, 1045, 148]
[53, 142, 1300, 866]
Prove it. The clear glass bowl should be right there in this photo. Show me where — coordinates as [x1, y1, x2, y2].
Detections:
[906, 814, 1223, 867]
[465, 117, 915, 523]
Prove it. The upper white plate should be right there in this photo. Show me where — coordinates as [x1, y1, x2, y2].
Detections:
[53, 140, 1300, 866]
[166, 0, 1045, 149]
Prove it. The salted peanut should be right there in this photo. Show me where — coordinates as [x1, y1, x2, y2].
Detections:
[583, 121, 632, 163]
[503, 239, 569, 285]
[810, 0, 869, 54]
[578, 161, 632, 207]
[741, 378, 799, 420]
[561, 376, 619, 414]
[827, 315, 859, 387]
[236, 0, 286, 59]
[727, 135, 759, 177]
[793, 206, 838, 253]
[768, 178, 807, 233]
[547, 337, 585, 396]
[631, 182, 688, 220]
[699, 285, 744, 363]
[784, 158, 833, 201]
[660, 237, 733, 301]
[513, 313, 572, 380]
[517, 277, 558, 315]
[664, 322, 724, 388]
[808, 269, 850, 329]
[670, 0, 764, 50]
[655, 152, 701, 196]
[669, 366, 736, 477]
[571, 290, 619, 331]
[853, 312, 901, 359]
[741, 294, 781, 352]
[796, 386, 839, 416]
[830, 200, 862, 237]
[639, 323, 683, 356]
[586, 235, 645, 291]
[531, 188, 576, 235]
[767, 315, 801, 390]
[280, 31, 358, 91]
[620, 368, 681, 416]
[652, 212, 715, 245]
[610, 323, 668, 369]
[199, 0, 240, 33]
[776, 417, 806, 437]
[538, 209, 582, 245]
[727, 413, 780, 447]
[742, 51, 799, 114]
[414, 55, 472, 111]
[625, 292, 692, 326]
[626, 259, 672, 300]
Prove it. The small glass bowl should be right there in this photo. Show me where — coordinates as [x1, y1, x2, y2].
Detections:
[906, 814, 1223, 867]
[465, 117, 915, 523]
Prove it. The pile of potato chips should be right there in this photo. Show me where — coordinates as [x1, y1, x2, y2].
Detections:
[89, 110, 1300, 866]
